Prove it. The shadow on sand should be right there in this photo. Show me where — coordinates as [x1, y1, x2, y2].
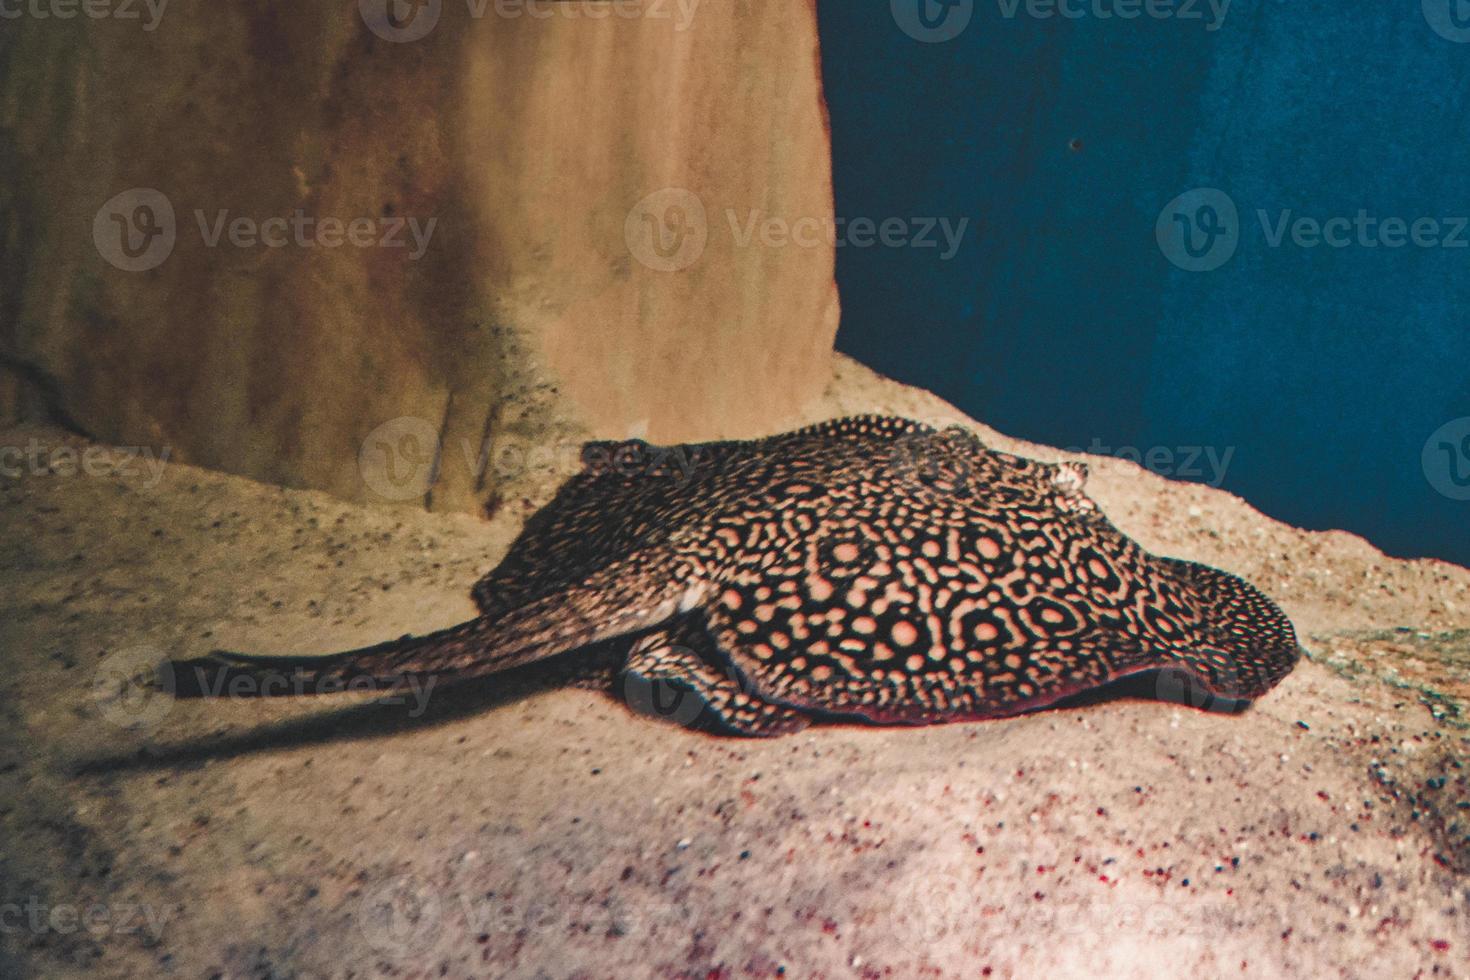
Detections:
[72, 659, 1251, 776]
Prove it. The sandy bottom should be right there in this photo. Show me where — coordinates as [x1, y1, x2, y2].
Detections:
[1, 356, 1466, 978]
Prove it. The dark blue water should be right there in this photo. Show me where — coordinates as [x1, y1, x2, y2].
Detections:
[819, 0, 1470, 570]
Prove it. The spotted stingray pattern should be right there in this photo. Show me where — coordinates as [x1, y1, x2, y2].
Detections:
[171, 416, 1301, 736]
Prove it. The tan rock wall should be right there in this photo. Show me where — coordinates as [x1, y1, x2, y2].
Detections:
[0, 0, 838, 512]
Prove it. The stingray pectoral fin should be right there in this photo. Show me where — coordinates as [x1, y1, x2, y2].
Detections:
[619, 617, 811, 737]
[696, 551, 1298, 726]
[1153, 558, 1302, 701]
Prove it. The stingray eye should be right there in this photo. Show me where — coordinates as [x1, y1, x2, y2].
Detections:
[1051, 461, 1088, 495]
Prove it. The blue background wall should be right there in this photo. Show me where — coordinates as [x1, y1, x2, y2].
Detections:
[818, 0, 1470, 570]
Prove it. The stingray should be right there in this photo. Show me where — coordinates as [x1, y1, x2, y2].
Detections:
[170, 416, 1301, 736]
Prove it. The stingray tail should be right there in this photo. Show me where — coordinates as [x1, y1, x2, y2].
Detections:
[1157, 558, 1302, 701]
[167, 617, 502, 698]
[166, 573, 684, 700]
